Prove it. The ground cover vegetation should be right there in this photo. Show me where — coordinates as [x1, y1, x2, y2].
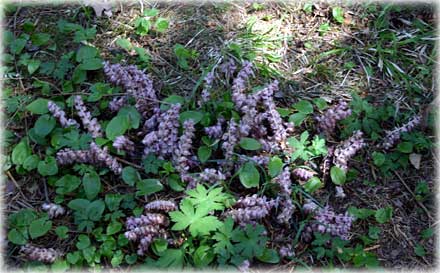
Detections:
[1, 1, 437, 271]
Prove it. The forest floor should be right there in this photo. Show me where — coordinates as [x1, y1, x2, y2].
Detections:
[2, 0, 437, 271]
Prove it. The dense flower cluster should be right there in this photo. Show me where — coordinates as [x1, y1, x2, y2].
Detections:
[274, 167, 295, 224]
[56, 142, 122, 174]
[302, 205, 354, 241]
[124, 212, 169, 255]
[231, 61, 254, 111]
[199, 168, 226, 183]
[20, 244, 61, 263]
[279, 244, 294, 258]
[204, 117, 225, 139]
[316, 100, 352, 134]
[237, 259, 250, 273]
[73, 95, 103, 138]
[221, 119, 240, 162]
[378, 114, 421, 150]
[144, 200, 178, 213]
[103, 61, 157, 115]
[223, 194, 275, 226]
[219, 58, 237, 79]
[333, 130, 366, 171]
[199, 71, 215, 105]
[41, 203, 65, 219]
[292, 167, 315, 182]
[142, 104, 181, 159]
[113, 135, 135, 153]
[47, 101, 79, 128]
[173, 119, 196, 178]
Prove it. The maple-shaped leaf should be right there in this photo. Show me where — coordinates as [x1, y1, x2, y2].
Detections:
[186, 184, 228, 213]
[212, 217, 236, 259]
[231, 224, 267, 259]
[169, 199, 222, 237]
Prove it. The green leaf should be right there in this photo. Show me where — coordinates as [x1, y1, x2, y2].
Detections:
[414, 244, 426, 257]
[134, 17, 151, 35]
[27, 59, 41, 75]
[78, 58, 103, 70]
[154, 18, 169, 32]
[257, 248, 280, 263]
[74, 27, 96, 42]
[76, 234, 91, 250]
[55, 174, 81, 194]
[125, 254, 137, 265]
[330, 166, 346, 185]
[105, 194, 123, 212]
[186, 185, 228, 212]
[313, 98, 328, 110]
[232, 224, 267, 258]
[375, 206, 393, 224]
[397, 142, 413, 153]
[87, 199, 105, 221]
[72, 66, 87, 84]
[144, 8, 159, 17]
[239, 162, 260, 188]
[26, 98, 49, 114]
[289, 112, 307, 126]
[51, 260, 69, 272]
[155, 249, 184, 269]
[76, 45, 98, 62]
[303, 177, 323, 193]
[179, 111, 204, 124]
[34, 114, 56, 137]
[348, 206, 376, 220]
[111, 250, 124, 267]
[161, 95, 185, 110]
[31, 33, 51, 46]
[368, 226, 381, 240]
[66, 251, 81, 264]
[332, 6, 345, 24]
[8, 229, 27, 245]
[134, 47, 150, 63]
[12, 139, 31, 165]
[372, 152, 386, 166]
[293, 100, 313, 114]
[105, 114, 130, 140]
[122, 166, 141, 186]
[136, 179, 163, 196]
[119, 106, 141, 129]
[194, 245, 214, 267]
[10, 38, 26, 54]
[268, 156, 283, 177]
[107, 221, 122, 235]
[421, 228, 434, 239]
[23, 155, 40, 171]
[29, 218, 52, 239]
[239, 137, 262, 151]
[55, 226, 69, 239]
[168, 174, 185, 192]
[169, 199, 222, 237]
[197, 146, 211, 163]
[83, 171, 101, 200]
[115, 38, 132, 51]
[37, 156, 58, 176]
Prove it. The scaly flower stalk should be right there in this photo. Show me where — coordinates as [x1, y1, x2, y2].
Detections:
[231, 61, 253, 111]
[224, 194, 275, 226]
[378, 115, 421, 150]
[113, 135, 135, 153]
[292, 168, 315, 182]
[173, 119, 196, 177]
[144, 200, 177, 213]
[41, 203, 65, 219]
[20, 244, 61, 264]
[333, 130, 366, 171]
[47, 101, 79, 128]
[315, 101, 352, 134]
[73, 95, 103, 138]
[204, 117, 225, 139]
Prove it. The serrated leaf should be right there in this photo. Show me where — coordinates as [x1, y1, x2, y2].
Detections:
[27, 59, 41, 75]
[76, 234, 91, 250]
[332, 7, 345, 24]
[116, 38, 132, 51]
[8, 229, 27, 245]
[136, 179, 163, 196]
[34, 114, 56, 137]
[55, 226, 69, 239]
[289, 112, 307, 126]
[107, 221, 122, 235]
[293, 100, 313, 114]
[105, 114, 130, 140]
[55, 174, 81, 194]
[83, 171, 101, 200]
[122, 166, 141, 186]
[87, 199, 105, 221]
[12, 139, 31, 165]
[78, 58, 103, 70]
[37, 156, 58, 176]
[238, 162, 260, 188]
[375, 206, 393, 224]
[23, 155, 40, 171]
[154, 18, 169, 32]
[257, 248, 280, 263]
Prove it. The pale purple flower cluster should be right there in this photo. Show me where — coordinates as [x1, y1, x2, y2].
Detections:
[302, 199, 319, 214]
[274, 167, 294, 224]
[333, 130, 366, 171]
[335, 186, 346, 198]
[144, 200, 178, 213]
[113, 135, 135, 153]
[221, 119, 240, 161]
[109, 96, 127, 112]
[103, 61, 157, 115]
[142, 104, 181, 159]
[173, 119, 196, 178]
[199, 168, 226, 183]
[124, 213, 169, 256]
[199, 71, 215, 105]
[20, 244, 61, 264]
[237, 259, 251, 273]
[274, 167, 291, 196]
[231, 61, 254, 111]
[219, 59, 237, 79]
[279, 244, 294, 258]
[303, 206, 354, 241]
[73, 95, 103, 138]
[41, 203, 65, 219]
[204, 117, 225, 139]
[378, 114, 421, 150]
[56, 142, 122, 174]
[223, 194, 275, 226]
[316, 100, 352, 134]
[292, 167, 315, 182]
[47, 101, 79, 128]
[249, 155, 270, 166]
